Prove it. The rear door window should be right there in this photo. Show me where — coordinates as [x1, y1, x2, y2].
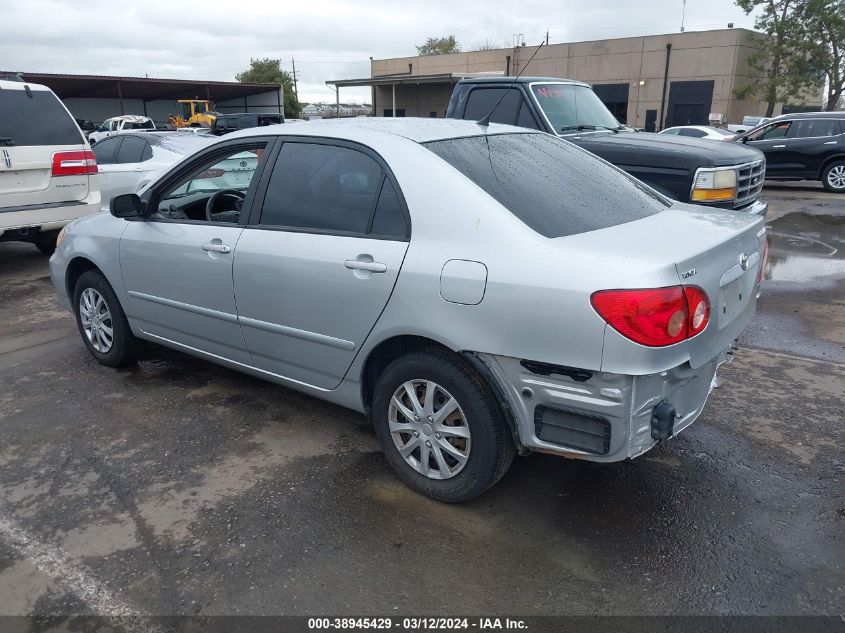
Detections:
[92, 137, 122, 165]
[790, 119, 838, 138]
[516, 100, 541, 130]
[369, 179, 407, 238]
[115, 136, 149, 164]
[425, 133, 668, 238]
[259, 142, 388, 235]
[0, 88, 83, 146]
[464, 88, 522, 125]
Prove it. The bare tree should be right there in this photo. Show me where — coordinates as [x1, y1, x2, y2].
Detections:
[474, 38, 501, 51]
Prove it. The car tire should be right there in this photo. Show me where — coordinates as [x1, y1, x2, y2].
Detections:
[822, 161, 845, 192]
[372, 348, 515, 503]
[73, 270, 141, 367]
[34, 232, 57, 256]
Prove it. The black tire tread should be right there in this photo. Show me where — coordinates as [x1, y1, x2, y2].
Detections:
[373, 348, 515, 503]
[73, 270, 141, 367]
[822, 160, 845, 193]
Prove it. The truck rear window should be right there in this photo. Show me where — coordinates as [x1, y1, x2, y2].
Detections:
[0, 88, 83, 146]
[424, 133, 668, 238]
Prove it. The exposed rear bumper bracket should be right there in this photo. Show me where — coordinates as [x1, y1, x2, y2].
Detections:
[650, 400, 677, 440]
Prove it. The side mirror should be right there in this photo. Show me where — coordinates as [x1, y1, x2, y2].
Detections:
[110, 193, 145, 219]
[740, 136, 748, 144]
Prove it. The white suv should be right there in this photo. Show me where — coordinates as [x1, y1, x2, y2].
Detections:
[0, 79, 100, 254]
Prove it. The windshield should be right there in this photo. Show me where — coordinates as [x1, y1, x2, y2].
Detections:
[531, 83, 621, 133]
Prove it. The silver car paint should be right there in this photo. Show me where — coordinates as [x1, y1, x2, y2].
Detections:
[50, 118, 765, 462]
[233, 229, 409, 389]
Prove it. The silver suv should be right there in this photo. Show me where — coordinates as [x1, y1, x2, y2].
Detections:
[0, 79, 100, 254]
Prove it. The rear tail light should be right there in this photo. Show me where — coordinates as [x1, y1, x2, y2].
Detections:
[591, 285, 711, 347]
[757, 238, 769, 284]
[52, 150, 97, 176]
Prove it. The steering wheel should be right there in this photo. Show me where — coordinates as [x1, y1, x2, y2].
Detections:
[205, 189, 246, 222]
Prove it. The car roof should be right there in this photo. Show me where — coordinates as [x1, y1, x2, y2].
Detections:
[105, 114, 152, 123]
[457, 76, 590, 88]
[772, 111, 845, 120]
[664, 125, 731, 132]
[0, 79, 52, 91]
[104, 131, 214, 154]
[224, 116, 541, 144]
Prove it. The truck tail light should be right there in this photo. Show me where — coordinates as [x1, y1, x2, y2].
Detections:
[52, 150, 98, 176]
[591, 286, 710, 347]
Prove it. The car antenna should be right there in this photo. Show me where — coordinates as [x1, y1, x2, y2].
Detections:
[477, 41, 545, 127]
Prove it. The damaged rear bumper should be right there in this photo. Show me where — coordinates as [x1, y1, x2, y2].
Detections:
[471, 347, 734, 462]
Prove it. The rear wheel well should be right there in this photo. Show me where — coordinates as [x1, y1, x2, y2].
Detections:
[819, 155, 845, 178]
[361, 335, 453, 412]
[65, 257, 99, 300]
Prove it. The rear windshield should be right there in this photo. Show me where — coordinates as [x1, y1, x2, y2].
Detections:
[0, 88, 83, 146]
[424, 133, 668, 238]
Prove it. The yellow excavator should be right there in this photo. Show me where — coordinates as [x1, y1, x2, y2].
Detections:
[169, 100, 217, 128]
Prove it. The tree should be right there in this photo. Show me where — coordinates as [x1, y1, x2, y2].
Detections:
[474, 38, 500, 51]
[416, 35, 461, 56]
[801, 0, 845, 110]
[734, 0, 820, 116]
[236, 58, 301, 118]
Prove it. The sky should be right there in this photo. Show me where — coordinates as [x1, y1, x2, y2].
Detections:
[0, 0, 759, 104]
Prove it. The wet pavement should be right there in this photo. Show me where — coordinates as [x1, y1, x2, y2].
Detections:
[0, 186, 843, 621]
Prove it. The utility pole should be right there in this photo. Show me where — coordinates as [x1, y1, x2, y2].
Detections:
[680, 0, 686, 32]
[291, 57, 299, 101]
[546, 28, 549, 45]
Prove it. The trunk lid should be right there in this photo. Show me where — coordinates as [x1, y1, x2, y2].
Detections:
[561, 204, 766, 370]
[0, 144, 89, 209]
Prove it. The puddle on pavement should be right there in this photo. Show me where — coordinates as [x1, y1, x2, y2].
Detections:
[126, 358, 211, 389]
[765, 213, 845, 282]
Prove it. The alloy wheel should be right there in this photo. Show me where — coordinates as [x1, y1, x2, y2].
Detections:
[79, 287, 114, 353]
[388, 379, 471, 480]
[828, 165, 845, 189]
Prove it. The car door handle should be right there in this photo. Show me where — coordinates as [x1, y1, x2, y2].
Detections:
[772, 144, 786, 149]
[202, 242, 231, 254]
[824, 141, 838, 145]
[344, 259, 387, 273]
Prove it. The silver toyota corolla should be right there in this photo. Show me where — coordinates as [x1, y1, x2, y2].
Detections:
[49, 118, 767, 502]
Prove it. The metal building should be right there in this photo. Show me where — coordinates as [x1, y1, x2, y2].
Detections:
[328, 28, 824, 129]
[4, 72, 283, 125]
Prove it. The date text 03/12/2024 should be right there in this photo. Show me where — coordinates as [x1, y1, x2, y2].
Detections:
[307, 618, 528, 630]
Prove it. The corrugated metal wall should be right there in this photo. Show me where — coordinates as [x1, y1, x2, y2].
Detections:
[216, 89, 284, 114]
[63, 88, 283, 125]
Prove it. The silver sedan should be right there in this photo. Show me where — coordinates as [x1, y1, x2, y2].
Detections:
[50, 118, 767, 502]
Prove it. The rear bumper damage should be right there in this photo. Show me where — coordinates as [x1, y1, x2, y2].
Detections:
[473, 347, 734, 462]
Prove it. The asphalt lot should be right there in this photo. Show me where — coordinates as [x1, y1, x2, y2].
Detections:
[0, 186, 843, 622]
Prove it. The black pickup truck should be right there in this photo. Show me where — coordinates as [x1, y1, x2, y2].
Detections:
[446, 77, 768, 214]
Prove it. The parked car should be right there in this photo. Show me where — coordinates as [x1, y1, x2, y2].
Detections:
[447, 77, 768, 214]
[211, 113, 284, 136]
[50, 119, 766, 502]
[89, 115, 155, 144]
[736, 112, 845, 192]
[93, 132, 216, 211]
[175, 126, 214, 136]
[660, 125, 736, 141]
[0, 78, 100, 254]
